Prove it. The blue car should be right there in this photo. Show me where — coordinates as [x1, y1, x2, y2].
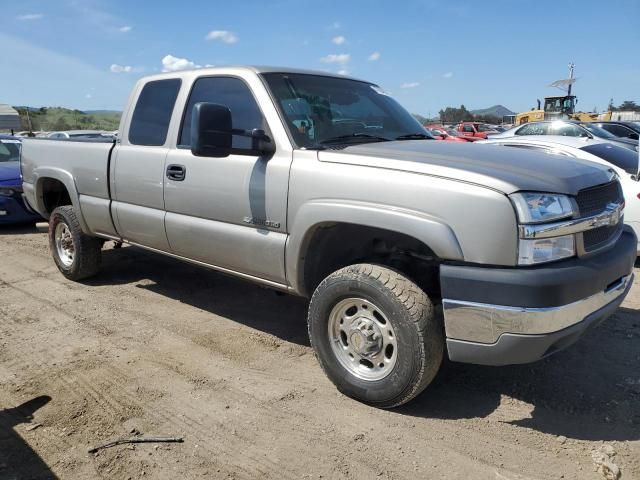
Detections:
[0, 135, 41, 225]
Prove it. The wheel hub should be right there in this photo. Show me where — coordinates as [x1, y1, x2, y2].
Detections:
[348, 318, 382, 357]
[328, 298, 397, 381]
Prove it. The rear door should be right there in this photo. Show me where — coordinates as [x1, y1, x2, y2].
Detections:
[112, 78, 181, 250]
[163, 75, 292, 284]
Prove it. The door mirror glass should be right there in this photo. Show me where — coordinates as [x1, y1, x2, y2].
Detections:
[191, 102, 232, 157]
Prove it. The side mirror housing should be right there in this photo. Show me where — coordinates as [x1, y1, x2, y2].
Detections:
[191, 102, 232, 157]
[190, 102, 276, 158]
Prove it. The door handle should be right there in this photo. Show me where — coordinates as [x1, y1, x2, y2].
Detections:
[166, 164, 186, 181]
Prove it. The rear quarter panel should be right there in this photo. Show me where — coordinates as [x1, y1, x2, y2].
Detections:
[21, 138, 115, 235]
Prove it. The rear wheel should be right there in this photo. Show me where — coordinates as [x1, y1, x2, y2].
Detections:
[49, 205, 102, 280]
[308, 264, 443, 408]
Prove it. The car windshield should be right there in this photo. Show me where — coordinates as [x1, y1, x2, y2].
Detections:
[0, 140, 21, 162]
[261, 73, 431, 148]
[580, 123, 616, 139]
[581, 143, 639, 174]
[476, 124, 495, 132]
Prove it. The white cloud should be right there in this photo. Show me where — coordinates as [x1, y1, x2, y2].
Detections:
[110, 64, 132, 73]
[401, 82, 420, 89]
[337, 69, 349, 75]
[17, 13, 43, 20]
[443, 72, 454, 79]
[205, 30, 238, 44]
[85, 93, 93, 99]
[162, 55, 201, 72]
[368, 51, 381, 61]
[332, 35, 346, 45]
[320, 53, 350, 64]
[119, 26, 132, 32]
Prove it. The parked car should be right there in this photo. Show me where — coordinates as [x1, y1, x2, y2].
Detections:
[21, 66, 636, 408]
[0, 135, 41, 225]
[590, 121, 640, 140]
[478, 135, 640, 252]
[427, 127, 474, 142]
[490, 120, 639, 152]
[427, 124, 483, 142]
[47, 130, 111, 140]
[454, 122, 499, 139]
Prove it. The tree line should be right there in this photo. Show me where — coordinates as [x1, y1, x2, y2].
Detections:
[412, 105, 502, 125]
[607, 100, 640, 112]
[14, 107, 121, 132]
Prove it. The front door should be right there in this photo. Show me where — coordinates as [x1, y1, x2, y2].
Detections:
[163, 76, 292, 285]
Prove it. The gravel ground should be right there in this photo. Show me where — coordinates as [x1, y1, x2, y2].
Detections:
[1, 223, 639, 480]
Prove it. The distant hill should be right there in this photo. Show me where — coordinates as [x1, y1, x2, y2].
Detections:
[13, 107, 121, 132]
[470, 105, 515, 118]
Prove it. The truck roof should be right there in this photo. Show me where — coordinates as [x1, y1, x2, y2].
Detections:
[139, 65, 369, 83]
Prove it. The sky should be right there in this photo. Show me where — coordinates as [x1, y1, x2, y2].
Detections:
[1, 0, 638, 116]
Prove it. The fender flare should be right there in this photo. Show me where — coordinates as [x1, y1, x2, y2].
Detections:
[286, 199, 464, 294]
[32, 167, 90, 234]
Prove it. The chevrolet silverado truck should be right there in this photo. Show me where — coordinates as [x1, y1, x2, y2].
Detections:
[21, 67, 636, 408]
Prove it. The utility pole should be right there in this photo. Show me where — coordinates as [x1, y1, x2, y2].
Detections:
[567, 62, 575, 96]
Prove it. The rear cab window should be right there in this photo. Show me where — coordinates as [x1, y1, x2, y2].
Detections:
[129, 79, 181, 146]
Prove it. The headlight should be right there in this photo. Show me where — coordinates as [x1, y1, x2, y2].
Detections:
[518, 235, 575, 265]
[0, 188, 15, 197]
[510, 192, 575, 224]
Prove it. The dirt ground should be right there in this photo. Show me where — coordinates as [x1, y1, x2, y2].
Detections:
[0, 223, 638, 480]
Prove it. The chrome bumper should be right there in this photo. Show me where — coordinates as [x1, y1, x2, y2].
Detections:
[442, 273, 634, 344]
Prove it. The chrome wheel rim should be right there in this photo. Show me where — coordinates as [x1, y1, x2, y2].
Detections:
[328, 298, 397, 381]
[54, 222, 74, 267]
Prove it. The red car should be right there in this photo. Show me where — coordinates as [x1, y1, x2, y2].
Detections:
[455, 122, 498, 139]
[426, 126, 478, 142]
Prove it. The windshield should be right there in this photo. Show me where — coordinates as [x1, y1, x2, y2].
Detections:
[580, 123, 616, 139]
[476, 124, 495, 132]
[0, 140, 21, 163]
[262, 73, 431, 148]
[581, 143, 639, 174]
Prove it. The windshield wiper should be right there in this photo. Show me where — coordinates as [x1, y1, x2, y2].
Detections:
[319, 133, 392, 145]
[395, 133, 433, 140]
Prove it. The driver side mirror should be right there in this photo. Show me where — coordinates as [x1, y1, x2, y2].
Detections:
[629, 133, 639, 140]
[191, 102, 232, 158]
[191, 102, 276, 158]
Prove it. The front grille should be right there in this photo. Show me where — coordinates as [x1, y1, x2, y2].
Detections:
[575, 181, 622, 217]
[576, 181, 624, 252]
[583, 223, 622, 251]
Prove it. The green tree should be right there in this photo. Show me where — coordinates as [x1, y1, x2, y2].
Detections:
[51, 117, 71, 131]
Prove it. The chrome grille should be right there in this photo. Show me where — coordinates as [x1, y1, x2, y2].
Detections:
[576, 181, 622, 217]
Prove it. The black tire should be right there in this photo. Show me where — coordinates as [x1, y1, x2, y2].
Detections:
[48, 205, 102, 281]
[308, 264, 443, 408]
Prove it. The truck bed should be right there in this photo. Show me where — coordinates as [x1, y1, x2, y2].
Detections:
[21, 137, 116, 236]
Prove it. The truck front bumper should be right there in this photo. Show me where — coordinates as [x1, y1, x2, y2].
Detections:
[441, 226, 637, 366]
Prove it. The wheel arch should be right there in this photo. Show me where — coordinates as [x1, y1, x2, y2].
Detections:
[286, 200, 464, 296]
[32, 168, 90, 233]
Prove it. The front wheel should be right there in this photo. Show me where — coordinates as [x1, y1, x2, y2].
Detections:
[308, 264, 443, 408]
[49, 205, 102, 281]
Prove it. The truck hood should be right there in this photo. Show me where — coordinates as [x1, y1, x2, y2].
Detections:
[0, 162, 21, 186]
[317, 141, 614, 195]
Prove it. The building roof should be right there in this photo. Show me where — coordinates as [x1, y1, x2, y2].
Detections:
[0, 104, 21, 130]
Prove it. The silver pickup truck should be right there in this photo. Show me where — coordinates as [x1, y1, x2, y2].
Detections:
[21, 67, 636, 408]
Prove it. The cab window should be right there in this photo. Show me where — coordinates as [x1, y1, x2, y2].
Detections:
[129, 79, 181, 146]
[179, 76, 267, 151]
